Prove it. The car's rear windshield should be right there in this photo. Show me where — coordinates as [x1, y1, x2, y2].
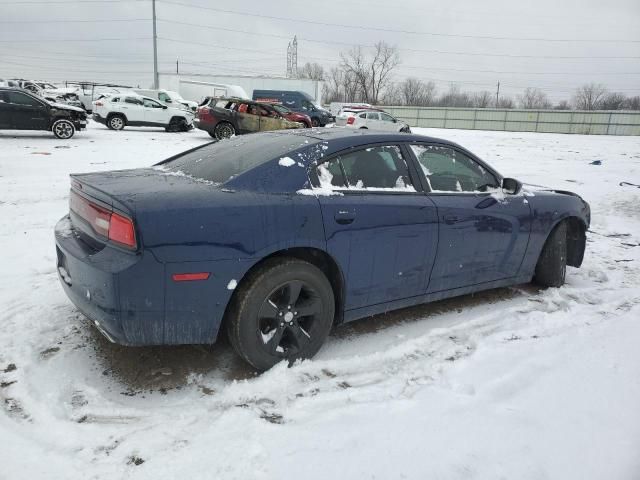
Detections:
[159, 134, 319, 184]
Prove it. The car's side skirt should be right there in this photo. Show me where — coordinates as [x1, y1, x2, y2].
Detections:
[343, 274, 533, 324]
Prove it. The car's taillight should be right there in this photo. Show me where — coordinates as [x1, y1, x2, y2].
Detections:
[94, 101, 103, 107]
[69, 190, 137, 249]
[346, 116, 355, 125]
[108, 212, 136, 248]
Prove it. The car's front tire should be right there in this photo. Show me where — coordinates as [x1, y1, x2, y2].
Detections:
[226, 258, 335, 371]
[534, 221, 567, 287]
[311, 118, 319, 127]
[107, 114, 125, 131]
[52, 119, 75, 139]
[214, 122, 235, 140]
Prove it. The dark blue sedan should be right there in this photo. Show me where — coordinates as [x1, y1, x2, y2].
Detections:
[55, 129, 590, 370]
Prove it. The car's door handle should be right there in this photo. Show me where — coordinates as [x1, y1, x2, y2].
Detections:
[335, 209, 356, 225]
[443, 214, 459, 224]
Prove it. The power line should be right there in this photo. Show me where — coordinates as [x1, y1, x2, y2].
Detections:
[158, 18, 640, 60]
[0, 18, 147, 23]
[0, 37, 152, 43]
[157, 0, 640, 44]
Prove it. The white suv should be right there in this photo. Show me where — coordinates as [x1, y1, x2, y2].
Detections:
[134, 89, 198, 113]
[92, 93, 195, 132]
[337, 109, 411, 133]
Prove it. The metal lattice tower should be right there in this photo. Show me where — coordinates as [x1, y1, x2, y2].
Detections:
[286, 36, 298, 78]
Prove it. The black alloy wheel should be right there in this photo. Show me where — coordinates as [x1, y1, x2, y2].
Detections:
[226, 258, 335, 370]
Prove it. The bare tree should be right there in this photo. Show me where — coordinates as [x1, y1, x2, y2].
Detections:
[623, 96, 640, 110]
[497, 96, 515, 109]
[340, 42, 400, 104]
[398, 78, 436, 106]
[518, 88, 552, 109]
[554, 100, 571, 110]
[600, 92, 627, 110]
[437, 85, 473, 107]
[471, 91, 494, 108]
[299, 62, 325, 81]
[573, 83, 608, 110]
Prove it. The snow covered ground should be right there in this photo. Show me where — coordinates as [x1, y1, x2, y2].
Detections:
[1, 123, 639, 479]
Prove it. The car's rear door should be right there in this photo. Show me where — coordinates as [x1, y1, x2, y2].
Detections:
[364, 111, 381, 129]
[313, 144, 439, 311]
[6, 91, 48, 130]
[120, 96, 145, 122]
[408, 143, 531, 292]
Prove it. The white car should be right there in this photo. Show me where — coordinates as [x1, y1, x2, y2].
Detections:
[337, 109, 411, 133]
[92, 93, 194, 132]
[134, 89, 198, 113]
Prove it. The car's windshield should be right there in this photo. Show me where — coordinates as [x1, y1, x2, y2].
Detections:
[159, 134, 319, 184]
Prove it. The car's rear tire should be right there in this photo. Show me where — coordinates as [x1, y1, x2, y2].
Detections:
[534, 221, 567, 287]
[108, 114, 125, 131]
[226, 258, 335, 371]
[214, 122, 235, 140]
[52, 119, 75, 139]
[359, 126, 368, 129]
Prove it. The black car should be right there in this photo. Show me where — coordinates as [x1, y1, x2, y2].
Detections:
[0, 88, 87, 139]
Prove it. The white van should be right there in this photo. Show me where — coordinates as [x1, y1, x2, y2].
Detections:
[133, 89, 198, 112]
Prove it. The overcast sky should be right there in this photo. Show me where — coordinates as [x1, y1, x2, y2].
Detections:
[1, 0, 639, 102]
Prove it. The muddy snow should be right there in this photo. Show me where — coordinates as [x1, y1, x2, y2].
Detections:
[0, 123, 639, 479]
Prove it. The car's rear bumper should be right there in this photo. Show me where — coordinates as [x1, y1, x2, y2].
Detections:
[193, 118, 215, 133]
[54, 216, 165, 346]
[92, 113, 106, 125]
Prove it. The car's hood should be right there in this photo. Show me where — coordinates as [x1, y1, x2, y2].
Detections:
[44, 87, 77, 95]
[50, 102, 85, 113]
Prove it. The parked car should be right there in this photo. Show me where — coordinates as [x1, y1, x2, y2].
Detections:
[334, 107, 383, 127]
[329, 102, 373, 116]
[269, 103, 312, 127]
[337, 108, 411, 132]
[134, 89, 198, 113]
[195, 97, 303, 139]
[92, 93, 194, 132]
[54, 129, 590, 370]
[0, 87, 87, 139]
[253, 90, 333, 126]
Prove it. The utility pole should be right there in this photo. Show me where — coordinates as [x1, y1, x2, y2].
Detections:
[152, 0, 159, 88]
[176, 58, 179, 74]
[495, 81, 500, 108]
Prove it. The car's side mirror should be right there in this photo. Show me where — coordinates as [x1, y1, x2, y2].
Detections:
[165, 99, 172, 103]
[502, 177, 522, 195]
[392, 118, 397, 123]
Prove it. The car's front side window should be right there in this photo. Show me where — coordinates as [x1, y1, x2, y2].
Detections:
[315, 145, 416, 191]
[410, 144, 499, 193]
[7, 92, 42, 107]
[143, 98, 162, 108]
[380, 113, 395, 122]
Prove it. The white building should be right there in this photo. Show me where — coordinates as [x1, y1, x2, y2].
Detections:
[158, 73, 324, 104]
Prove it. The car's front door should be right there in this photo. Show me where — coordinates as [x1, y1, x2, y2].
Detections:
[0, 91, 12, 128]
[408, 144, 531, 293]
[313, 144, 439, 311]
[6, 91, 49, 130]
[142, 98, 168, 125]
[256, 105, 283, 132]
[380, 112, 399, 131]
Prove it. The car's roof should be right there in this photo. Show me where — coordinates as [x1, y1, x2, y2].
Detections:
[274, 127, 458, 151]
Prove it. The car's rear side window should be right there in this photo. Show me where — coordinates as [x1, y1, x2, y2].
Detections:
[315, 146, 416, 191]
[160, 134, 319, 184]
